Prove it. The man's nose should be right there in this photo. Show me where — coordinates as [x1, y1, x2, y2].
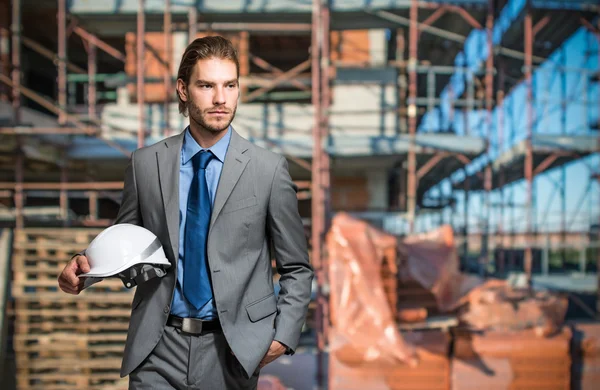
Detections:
[213, 87, 226, 105]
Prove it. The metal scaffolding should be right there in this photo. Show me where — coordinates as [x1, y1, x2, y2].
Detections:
[1, 0, 600, 388]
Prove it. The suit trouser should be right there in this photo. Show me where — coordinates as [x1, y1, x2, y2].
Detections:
[128, 325, 259, 390]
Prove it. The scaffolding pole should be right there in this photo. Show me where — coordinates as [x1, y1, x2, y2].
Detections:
[596, 16, 600, 319]
[498, 62, 506, 274]
[311, 0, 331, 388]
[561, 49, 567, 269]
[11, 0, 20, 124]
[164, 0, 171, 137]
[87, 35, 97, 120]
[524, 7, 534, 288]
[311, 1, 323, 387]
[407, 0, 418, 232]
[15, 143, 23, 229]
[58, 0, 67, 125]
[482, 0, 494, 276]
[320, 7, 331, 387]
[137, 0, 145, 148]
[0, 1, 9, 102]
[188, 6, 197, 40]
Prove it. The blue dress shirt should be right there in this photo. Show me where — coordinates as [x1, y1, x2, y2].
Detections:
[170, 126, 232, 319]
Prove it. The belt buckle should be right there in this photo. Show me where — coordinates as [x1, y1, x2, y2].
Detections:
[181, 318, 202, 334]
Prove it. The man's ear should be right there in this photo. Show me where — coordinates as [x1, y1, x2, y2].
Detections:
[176, 78, 188, 102]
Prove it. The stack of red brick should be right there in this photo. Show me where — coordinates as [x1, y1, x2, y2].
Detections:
[571, 322, 600, 390]
[329, 330, 450, 390]
[452, 328, 572, 390]
[326, 215, 578, 389]
[451, 279, 571, 389]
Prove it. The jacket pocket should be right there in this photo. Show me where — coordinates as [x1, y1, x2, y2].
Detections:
[245, 292, 277, 323]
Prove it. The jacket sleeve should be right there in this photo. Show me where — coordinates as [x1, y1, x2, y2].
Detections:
[114, 150, 142, 226]
[267, 155, 314, 355]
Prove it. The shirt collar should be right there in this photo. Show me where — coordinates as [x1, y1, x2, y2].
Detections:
[182, 125, 231, 165]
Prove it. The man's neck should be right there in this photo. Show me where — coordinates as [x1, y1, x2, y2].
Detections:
[188, 123, 228, 149]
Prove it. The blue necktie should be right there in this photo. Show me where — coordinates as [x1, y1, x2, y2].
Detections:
[184, 150, 215, 310]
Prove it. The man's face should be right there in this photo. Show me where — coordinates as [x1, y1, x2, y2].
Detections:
[178, 57, 239, 133]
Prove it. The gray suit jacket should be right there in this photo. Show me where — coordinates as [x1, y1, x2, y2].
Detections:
[114, 128, 313, 378]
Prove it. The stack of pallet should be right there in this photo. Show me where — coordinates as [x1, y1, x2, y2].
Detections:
[570, 321, 600, 390]
[329, 330, 450, 390]
[452, 327, 571, 390]
[11, 228, 132, 390]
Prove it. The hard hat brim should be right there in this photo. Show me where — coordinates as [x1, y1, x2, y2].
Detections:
[79, 255, 170, 278]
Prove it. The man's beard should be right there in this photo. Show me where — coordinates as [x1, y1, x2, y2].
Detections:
[188, 102, 237, 133]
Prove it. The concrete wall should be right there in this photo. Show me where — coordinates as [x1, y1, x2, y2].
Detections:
[102, 83, 404, 140]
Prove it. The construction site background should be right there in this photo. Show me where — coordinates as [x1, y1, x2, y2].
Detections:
[0, 0, 599, 389]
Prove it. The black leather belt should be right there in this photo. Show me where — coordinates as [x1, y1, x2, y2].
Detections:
[167, 315, 222, 335]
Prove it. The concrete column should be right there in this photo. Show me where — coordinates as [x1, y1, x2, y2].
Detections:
[367, 169, 388, 209]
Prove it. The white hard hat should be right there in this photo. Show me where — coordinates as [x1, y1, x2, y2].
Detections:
[80, 224, 171, 289]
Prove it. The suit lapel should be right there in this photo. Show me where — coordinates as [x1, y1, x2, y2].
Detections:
[210, 129, 250, 230]
[157, 131, 185, 263]
[156, 128, 251, 258]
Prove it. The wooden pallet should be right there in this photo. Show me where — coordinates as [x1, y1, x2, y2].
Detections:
[11, 228, 132, 390]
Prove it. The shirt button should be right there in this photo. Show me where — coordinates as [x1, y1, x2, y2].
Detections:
[164, 305, 170, 314]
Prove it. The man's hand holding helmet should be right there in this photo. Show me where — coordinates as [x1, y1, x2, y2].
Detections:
[58, 254, 90, 295]
[57, 224, 171, 293]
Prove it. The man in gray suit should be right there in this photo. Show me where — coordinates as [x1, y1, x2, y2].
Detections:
[58, 36, 314, 389]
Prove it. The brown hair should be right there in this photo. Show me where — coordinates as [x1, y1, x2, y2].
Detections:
[176, 35, 240, 116]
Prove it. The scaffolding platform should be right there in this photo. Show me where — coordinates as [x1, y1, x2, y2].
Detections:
[57, 0, 492, 101]
[62, 0, 491, 32]
[496, 0, 598, 94]
[452, 133, 598, 191]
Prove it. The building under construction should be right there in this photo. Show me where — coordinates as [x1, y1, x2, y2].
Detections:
[0, 0, 599, 389]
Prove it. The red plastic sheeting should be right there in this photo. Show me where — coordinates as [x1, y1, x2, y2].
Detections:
[398, 225, 482, 313]
[327, 213, 417, 366]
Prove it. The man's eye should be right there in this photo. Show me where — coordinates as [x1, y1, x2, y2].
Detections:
[227, 84, 237, 88]
[200, 84, 211, 89]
